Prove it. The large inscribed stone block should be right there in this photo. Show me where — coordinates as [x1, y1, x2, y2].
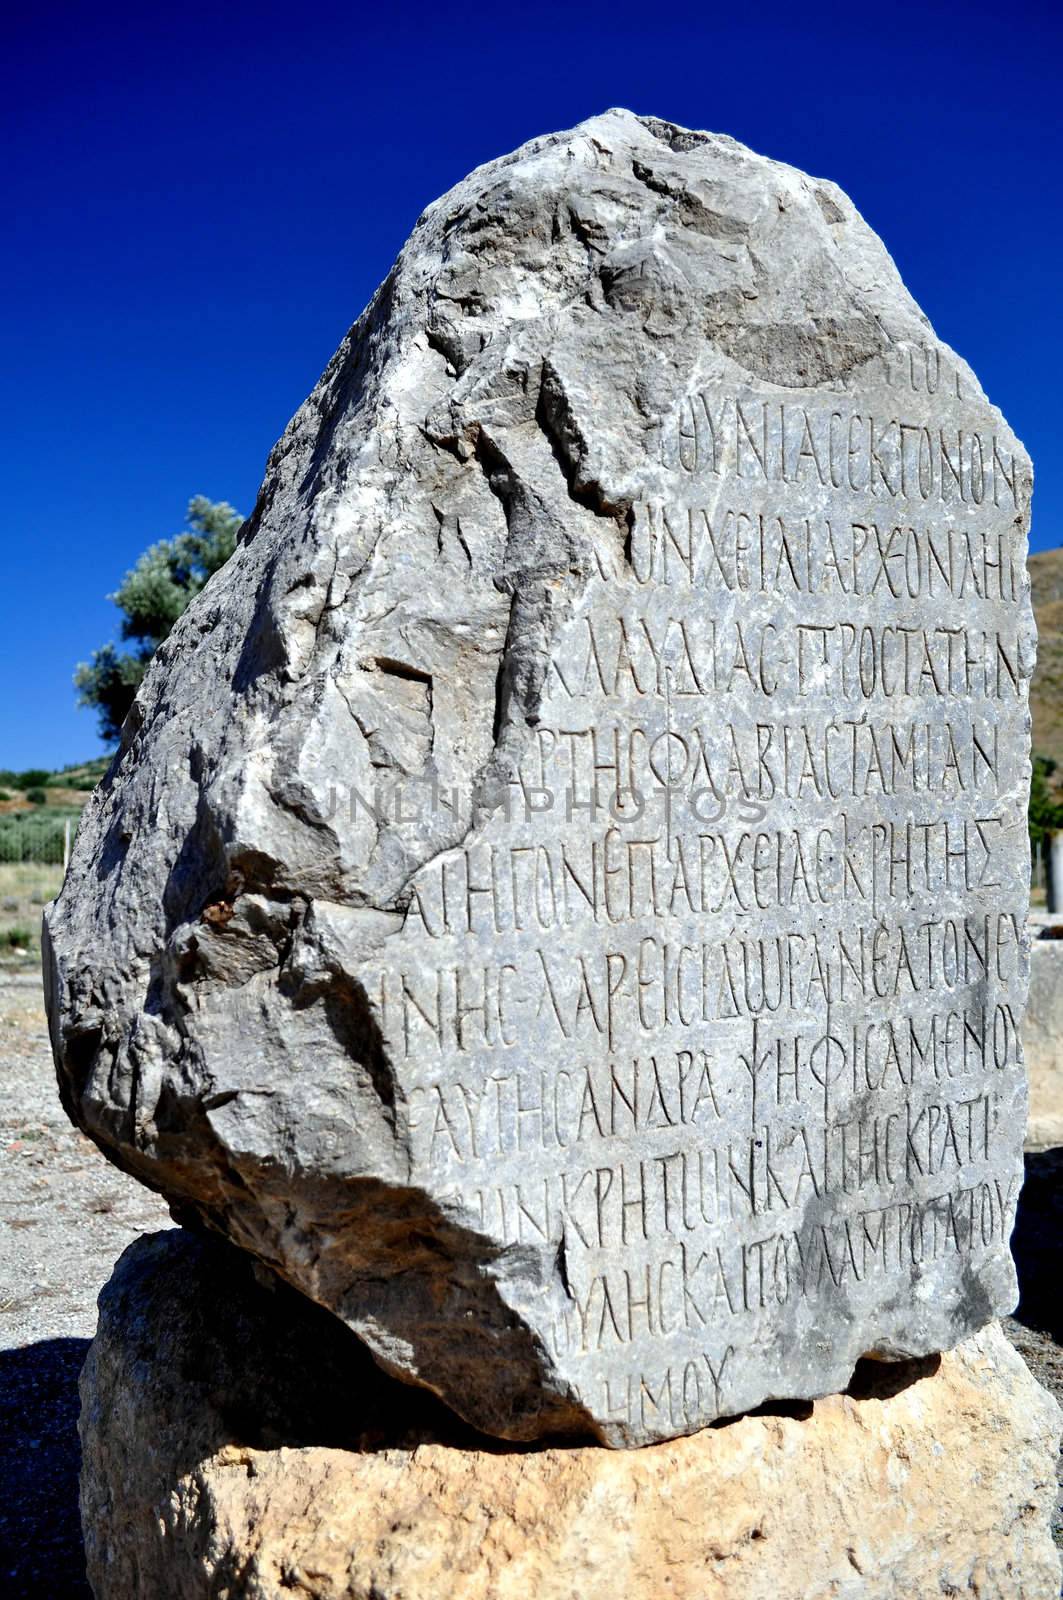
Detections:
[45, 110, 1035, 1445]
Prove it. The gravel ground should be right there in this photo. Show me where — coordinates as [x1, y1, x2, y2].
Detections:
[0, 969, 1060, 1597]
[0, 968, 170, 1598]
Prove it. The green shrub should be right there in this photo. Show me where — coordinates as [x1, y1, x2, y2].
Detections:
[0, 791, 10, 802]
[1030, 754, 1063, 851]
[0, 926, 33, 952]
[13, 769, 51, 791]
[0, 809, 78, 864]
[25, 788, 47, 805]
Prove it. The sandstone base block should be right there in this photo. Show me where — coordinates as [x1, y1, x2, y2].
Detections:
[79, 1232, 1060, 1600]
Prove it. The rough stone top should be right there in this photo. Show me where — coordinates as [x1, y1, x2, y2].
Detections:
[46, 111, 1034, 1445]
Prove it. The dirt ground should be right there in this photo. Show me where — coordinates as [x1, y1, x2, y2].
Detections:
[0, 863, 64, 952]
[0, 968, 1061, 1598]
[0, 967, 170, 1597]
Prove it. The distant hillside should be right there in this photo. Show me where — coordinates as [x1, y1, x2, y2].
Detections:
[0, 756, 107, 814]
[52, 755, 110, 789]
[1029, 548, 1063, 785]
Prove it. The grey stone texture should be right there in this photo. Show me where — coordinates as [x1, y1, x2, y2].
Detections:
[45, 110, 1035, 1445]
[1023, 935, 1063, 1147]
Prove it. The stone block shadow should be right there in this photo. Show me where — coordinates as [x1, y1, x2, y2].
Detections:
[0, 1336, 92, 1599]
[1011, 1146, 1063, 1342]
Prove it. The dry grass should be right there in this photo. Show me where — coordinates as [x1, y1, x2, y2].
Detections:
[0, 788, 89, 815]
[0, 862, 64, 958]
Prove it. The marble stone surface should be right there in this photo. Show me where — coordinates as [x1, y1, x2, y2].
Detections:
[1023, 935, 1063, 1147]
[45, 110, 1035, 1444]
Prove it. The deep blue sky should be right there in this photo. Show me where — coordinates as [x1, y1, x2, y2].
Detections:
[2, 0, 1060, 768]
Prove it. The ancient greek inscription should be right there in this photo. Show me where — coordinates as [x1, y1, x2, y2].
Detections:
[358, 358, 1032, 1434]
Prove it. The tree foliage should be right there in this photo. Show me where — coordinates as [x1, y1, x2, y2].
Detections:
[76, 496, 242, 742]
[1029, 753, 1063, 853]
[0, 769, 52, 790]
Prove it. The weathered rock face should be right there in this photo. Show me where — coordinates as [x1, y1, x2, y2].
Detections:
[1023, 936, 1063, 1147]
[81, 1232, 1062, 1600]
[47, 110, 1035, 1444]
